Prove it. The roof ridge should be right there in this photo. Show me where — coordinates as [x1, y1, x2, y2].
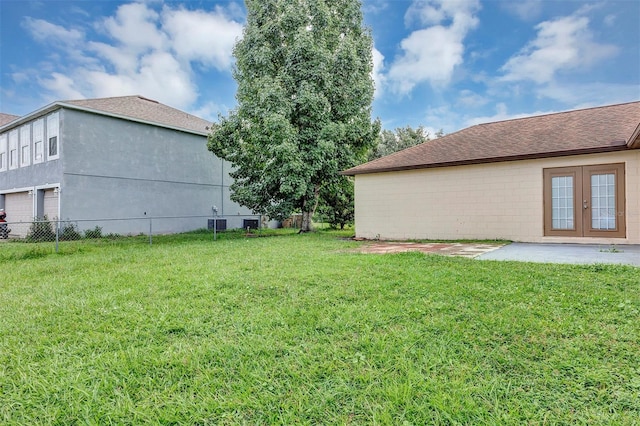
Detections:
[62, 94, 140, 103]
[473, 100, 640, 127]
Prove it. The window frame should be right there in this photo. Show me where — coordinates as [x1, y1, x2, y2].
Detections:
[19, 124, 31, 167]
[47, 112, 60, 160]
[33, 119, 45, 164]
[8, 129, 18, 170]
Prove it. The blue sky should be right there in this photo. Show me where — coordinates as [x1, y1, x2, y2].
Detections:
[1, 0, 639, 134]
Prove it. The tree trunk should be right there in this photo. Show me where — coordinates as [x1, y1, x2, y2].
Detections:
[300, 211, 313, 233]
[299, 186, 320, 233]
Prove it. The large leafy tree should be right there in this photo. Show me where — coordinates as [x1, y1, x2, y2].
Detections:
[208, 0, 379, 232]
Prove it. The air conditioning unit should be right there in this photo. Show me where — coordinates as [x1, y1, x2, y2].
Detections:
[207, 218, 227, 231]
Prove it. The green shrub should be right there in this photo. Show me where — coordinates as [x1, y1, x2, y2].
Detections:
[60, 223, 82, 241]
[26, 216, 56, 242]
[84, 226, 103, 239]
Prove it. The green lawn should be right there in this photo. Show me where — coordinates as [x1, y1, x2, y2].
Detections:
[1, 230, 639, 424]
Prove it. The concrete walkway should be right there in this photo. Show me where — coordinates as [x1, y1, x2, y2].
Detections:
[477, 243, 640, 266]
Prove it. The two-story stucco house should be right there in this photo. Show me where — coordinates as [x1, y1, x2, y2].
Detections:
[0, 95, 257, 236]
[344, 101, 640, 244]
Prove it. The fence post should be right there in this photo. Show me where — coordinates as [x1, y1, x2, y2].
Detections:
[149, 217, 152, 246]
[55, 219, 59, 253]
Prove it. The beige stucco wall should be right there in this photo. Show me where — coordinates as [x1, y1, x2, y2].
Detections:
[354, 151, 640, 244]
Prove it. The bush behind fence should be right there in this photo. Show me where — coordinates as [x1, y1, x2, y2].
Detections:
[0, 214, 267, 247]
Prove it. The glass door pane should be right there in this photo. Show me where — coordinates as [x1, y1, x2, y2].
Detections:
[590, 173, 616, 230]
[551, 175, 574, 230]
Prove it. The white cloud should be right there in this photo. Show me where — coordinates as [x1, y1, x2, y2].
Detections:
[83, 51, 198, 108]
[371, 47, 386, 98]
[603, 14, 616, 27]
[39, 72, 84, 100]
[87, 41, 139, 73]
[20, 1, 243, 112]
[21, 17, 83, 45]
[501, 0, 543, 21]
[537, 82, 640, 107]
[388, 0, 480, 94]
[464, 103, 550, 126]
[362, 0, 389, 15]
[162, 6, 243, 70]
[11, 72, 30, 84]
[99, 2, 167, 53]
[457, 90, 488, 108]
[191, 101, 224, 123]
[420, 104, 461, 134]
[500, 13, 619, 84]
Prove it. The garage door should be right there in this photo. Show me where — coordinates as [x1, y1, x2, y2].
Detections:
[43, 189, 59, 220]
[4, 192, 34, 237]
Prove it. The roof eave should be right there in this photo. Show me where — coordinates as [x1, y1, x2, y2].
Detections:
[627, 123, 640, 148]
[342, 145, 630, 176]
[0, 101, 61, 132]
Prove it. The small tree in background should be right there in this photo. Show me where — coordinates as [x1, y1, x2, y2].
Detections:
[317, 125, 443, 228]
[368, 125, 443, 161]
[208, 0, 379, 232]
[316, 177, 354, 229]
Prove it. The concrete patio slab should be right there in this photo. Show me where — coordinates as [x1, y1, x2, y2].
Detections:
[477, 243, 640, 266]
[354, 242, 505, 258]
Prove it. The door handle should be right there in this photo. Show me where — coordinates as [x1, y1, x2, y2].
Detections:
[583, 200, 589, 210]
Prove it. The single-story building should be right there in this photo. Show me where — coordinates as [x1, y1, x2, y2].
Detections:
[0, 95, 258, 236]
[344, 101, 640, 244]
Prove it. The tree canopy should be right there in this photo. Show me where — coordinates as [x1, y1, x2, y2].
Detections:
[208, 0, 379, 232]
[369, 125, 443, 161]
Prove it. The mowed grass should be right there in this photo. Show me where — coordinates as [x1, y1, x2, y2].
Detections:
[1, 230, 639, 424]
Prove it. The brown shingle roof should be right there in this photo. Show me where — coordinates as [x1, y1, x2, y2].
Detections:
[62, 95, 211, 135]
[344, 101, 640, 175]
[0, 113, 20, 127]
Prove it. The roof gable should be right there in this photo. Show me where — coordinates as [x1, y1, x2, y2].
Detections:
[0, 113, 20, 127]
[62, 95, 211, 135]
[0, 95, 211, 136]
[345, 101, 640, 175]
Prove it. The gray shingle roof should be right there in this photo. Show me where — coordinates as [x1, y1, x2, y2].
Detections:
[0, 95, 212, 135]
[63, 95, 211, 135]
[344, 101, 640, 175]
[0, 113, 19, 127]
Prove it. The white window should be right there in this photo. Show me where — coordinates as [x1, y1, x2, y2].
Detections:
[33, 119, 44, 164]
[0, 133, 7, 172]
[19, 125, 31, 167]
[8, 130, 18, 170]
[47, 112, 60, 160]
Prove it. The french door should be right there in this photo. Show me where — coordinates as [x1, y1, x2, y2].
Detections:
[543, 163, 625, 238]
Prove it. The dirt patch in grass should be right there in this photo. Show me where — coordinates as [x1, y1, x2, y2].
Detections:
[353, 241, 506, 258]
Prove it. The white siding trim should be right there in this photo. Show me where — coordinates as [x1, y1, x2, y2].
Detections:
[0, 133, 7, 172]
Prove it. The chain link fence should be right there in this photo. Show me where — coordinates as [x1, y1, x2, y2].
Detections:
[0, 214, 273, 250]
